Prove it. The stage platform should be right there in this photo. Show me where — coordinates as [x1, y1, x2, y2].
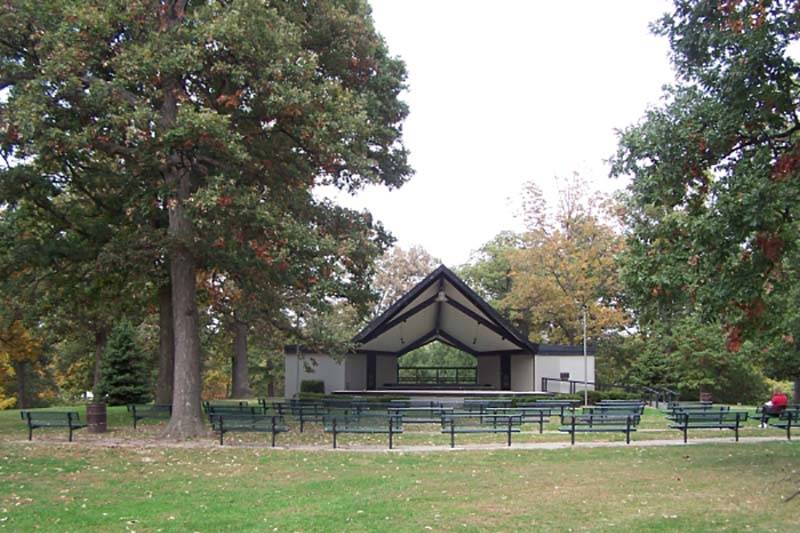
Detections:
[332, 389, 553, 398]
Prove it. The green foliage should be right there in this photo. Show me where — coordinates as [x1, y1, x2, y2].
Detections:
[300, 380, 325, 394]
[622, 319, 769, 404]
[611, 0, 800, 392]
[457, 231, 521, 304]
[96, 320, 151, 406]
[0, 0, 412, 432]
[399, 342, 476, 368]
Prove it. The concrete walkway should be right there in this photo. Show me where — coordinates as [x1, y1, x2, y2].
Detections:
[6, 435, 793, 453]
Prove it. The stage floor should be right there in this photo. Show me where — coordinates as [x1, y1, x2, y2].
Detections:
[333, 389, 552, 397]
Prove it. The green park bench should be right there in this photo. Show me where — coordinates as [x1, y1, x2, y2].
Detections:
[754, 404, 800, 426]
[485, 407, 550, 434]
[203, 400, 253, 412]
[668, 411, 748, 443]
[767, 409, 799, 440]
[128, 404, 172, 429]
[518, 400, 579, 417]
[441, 412, 522, 448]
[295, 403, 330, 433]
[208, 413, 288, 446]
[204, 404, 264, 420]
[559, 413, 639, 445]
[387, 406, 454, 425]
[258, 399, 289, 416]
[324, 411, 403, 449]
[20, 411, 86, 442]
[578, 404, 645, 416]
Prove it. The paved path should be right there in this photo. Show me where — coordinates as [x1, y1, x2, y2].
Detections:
[5, 435, 793, 453]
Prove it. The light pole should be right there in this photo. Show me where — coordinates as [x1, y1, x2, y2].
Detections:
[582, 305, 588, 406]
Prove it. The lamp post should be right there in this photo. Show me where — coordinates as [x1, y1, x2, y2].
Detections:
[583, 305, 588, 406]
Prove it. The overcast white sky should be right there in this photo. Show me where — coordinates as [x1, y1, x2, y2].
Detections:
[321, 0, 677, 267]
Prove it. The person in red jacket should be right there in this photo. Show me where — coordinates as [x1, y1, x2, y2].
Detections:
[760, 390, 789, 427]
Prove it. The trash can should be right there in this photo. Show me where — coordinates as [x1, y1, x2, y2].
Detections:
[86, 402, 107, 433]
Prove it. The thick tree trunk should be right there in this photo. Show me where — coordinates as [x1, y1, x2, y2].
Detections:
[92, 328, 107, 396]
[230, 320, 251, 398]
[161, 167, 206, 439]
[159, 0, 203, 440]
[155, 281, 175, 404]
[14, 360, 29, 409]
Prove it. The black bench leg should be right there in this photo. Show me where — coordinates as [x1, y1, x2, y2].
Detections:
[28, 425, 33, 441]
[735, 426, 739, 442]
[300, 416, 304, 433]
[68, 427, 73, 442]
[389, 427, 393, 450]
[271, 430, 276, 448]
[571, 430, 575, 446]
[507, 427, 512, 447]
[450, 425, 455, 449]
[133, 416, 137, 430]
[333, 429, 337, 449]
[683, 427, 687, 444]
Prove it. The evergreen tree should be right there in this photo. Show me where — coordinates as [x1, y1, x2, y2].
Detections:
[97, 320, 151, 406]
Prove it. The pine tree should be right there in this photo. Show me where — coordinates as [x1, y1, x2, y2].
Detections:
[97, 320, 151, 406]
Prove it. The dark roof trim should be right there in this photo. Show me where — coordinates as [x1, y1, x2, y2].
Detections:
[353, 265, 537, 353]
[537, 343, 597, 356]
[353, 267, 444, 343]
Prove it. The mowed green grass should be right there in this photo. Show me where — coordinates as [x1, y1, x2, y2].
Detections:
[1, 441, 799, 532]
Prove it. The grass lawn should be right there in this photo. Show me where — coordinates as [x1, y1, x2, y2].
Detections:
[1, 440, 799, 532]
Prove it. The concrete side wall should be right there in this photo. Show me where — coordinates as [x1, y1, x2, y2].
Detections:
[284, 353, 345, 398]
[345, 353, 367, 390]
[510, 354, 534, 391]
[477, 356, 501, 389]
[376, 355, 397, 387]
[534, 355, 595, 393]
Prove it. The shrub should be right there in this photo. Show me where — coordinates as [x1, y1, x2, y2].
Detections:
[300, 380, 325, 394]
[96, 320, 151, 406]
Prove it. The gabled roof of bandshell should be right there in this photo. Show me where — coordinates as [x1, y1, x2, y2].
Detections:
[352, 265, 538, 357]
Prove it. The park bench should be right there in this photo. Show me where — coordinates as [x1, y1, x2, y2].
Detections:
[559, 413, 639, 445]
[20, 411, 86, 442]
[485, 407, 550, 433]
[294, 403, 330, 432]
[324, 411, 403, 449]
[127, 404, 172, 429]
[208, 413, 288, 446]
[518, 400, 578, 417]
[259, 399, 289, 416]
[754, 404, 800, 426]
[205, 404, 263, 418]
[666, 401, 713, 411]
[597, 400, 646, 410]
[388, 406, 454, 425]
[669, 411, 748, 443]
[766, 409, 800, 440]
[203, 400, 253, 412]
[441, 412, 522, 448]
[580, 404, 645, 415]
[667, 404, 727, 415]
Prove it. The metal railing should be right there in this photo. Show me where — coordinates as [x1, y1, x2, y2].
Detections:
[397, 366, 478, 385]
[541, 377, 680, 406]
[540, 377, 596, 394]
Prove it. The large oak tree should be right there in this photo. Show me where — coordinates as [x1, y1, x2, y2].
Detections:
[612, 0, 800, 399]
[0, 0, 410, 437]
